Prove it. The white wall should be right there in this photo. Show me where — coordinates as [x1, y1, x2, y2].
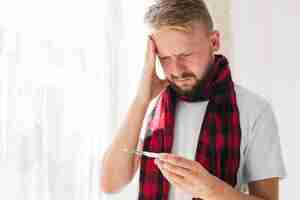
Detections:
[232, 0, 299, 199]
[270, 1, 299, 199]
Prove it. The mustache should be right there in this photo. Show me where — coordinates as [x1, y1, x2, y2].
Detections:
[171, 72, 196, 80]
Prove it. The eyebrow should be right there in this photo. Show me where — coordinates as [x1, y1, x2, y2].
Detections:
[158, 50, 192, 59]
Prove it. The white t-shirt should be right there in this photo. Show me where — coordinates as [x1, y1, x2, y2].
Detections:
[139, 84, 287, 199]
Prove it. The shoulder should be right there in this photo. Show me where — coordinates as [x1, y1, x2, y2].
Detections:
[234, 83, 273, 126]
[234, 83, 278, 154]
[234, 83, 270, 111]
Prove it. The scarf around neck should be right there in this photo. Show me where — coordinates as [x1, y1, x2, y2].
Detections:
[138, 54, 241, 200]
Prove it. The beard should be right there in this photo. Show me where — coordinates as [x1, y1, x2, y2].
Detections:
[168, 61, 214, 98]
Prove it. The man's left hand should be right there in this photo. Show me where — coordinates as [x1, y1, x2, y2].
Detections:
[155, 153, 225, 199]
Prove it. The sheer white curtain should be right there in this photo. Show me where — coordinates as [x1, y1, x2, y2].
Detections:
[0, 0, 146, 200]
[101, 1, 148, 199]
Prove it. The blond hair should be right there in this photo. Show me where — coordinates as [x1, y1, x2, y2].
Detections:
[144, 0, 213, 33]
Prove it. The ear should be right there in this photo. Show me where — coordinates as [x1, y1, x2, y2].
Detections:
[209, 30, 220, 52]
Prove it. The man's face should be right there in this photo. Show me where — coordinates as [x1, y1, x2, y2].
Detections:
[152, 23, 220, 96]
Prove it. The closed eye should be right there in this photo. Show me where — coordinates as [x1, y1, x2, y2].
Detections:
[158, 56, 169, 60]
[183, 52, 193, 57]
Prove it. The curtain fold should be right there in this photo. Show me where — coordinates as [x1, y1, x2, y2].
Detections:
[0, 0, 129, 199]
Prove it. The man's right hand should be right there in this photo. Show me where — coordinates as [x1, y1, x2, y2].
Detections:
[136, 35, 169, 105]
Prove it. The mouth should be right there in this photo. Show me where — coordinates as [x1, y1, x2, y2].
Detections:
[175, 77, 193, 83]
[174, 78, 196, 90]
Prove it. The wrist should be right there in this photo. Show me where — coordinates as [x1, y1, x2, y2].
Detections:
[199, 175, 228, 200]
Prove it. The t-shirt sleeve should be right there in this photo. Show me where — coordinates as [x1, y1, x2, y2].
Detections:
[243, 102, 287, 183]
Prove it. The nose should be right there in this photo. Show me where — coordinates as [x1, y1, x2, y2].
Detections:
[172, 58, 186, 79]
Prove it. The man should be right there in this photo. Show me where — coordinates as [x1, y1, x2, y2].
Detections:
[100, 0, 287, 199]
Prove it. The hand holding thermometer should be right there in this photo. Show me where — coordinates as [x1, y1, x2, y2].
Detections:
[122, 148, 160, 159]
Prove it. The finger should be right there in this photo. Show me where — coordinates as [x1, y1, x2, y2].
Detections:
[159, 153, 199, 171]
[157, 159, 195, 180]
[156, 160, 184, 183]
[160, 154, 211, 180]
[149, 35, 158, 53]
[169, 176, 192, 194]
[156, 159, 195, 186]
[158, 165, 192, 194]
[147, 35, 156, 59]
[144, 37, 156, 70]
[168, 176, 188, 192]
[162, 164, 213, 198]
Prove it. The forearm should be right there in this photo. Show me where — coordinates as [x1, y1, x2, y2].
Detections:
[208, 179, 265, 200]
[100, 97, 149, 193]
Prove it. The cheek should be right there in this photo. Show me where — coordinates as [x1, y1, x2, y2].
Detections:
[185, 56, 211, 77]
[182, 61, 205, 78]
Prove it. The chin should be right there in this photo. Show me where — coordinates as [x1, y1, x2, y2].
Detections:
[169, 76, 203, 95]
[178, 81, 197, 91]
[171, 83, 197, 96]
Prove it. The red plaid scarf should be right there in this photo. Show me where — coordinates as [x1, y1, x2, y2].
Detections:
[138, 54, 241, 200]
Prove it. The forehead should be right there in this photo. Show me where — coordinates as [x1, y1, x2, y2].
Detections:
[151, 23, 209, 56]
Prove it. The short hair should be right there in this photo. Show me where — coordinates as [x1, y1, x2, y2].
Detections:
[144, 0, 214, 33]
